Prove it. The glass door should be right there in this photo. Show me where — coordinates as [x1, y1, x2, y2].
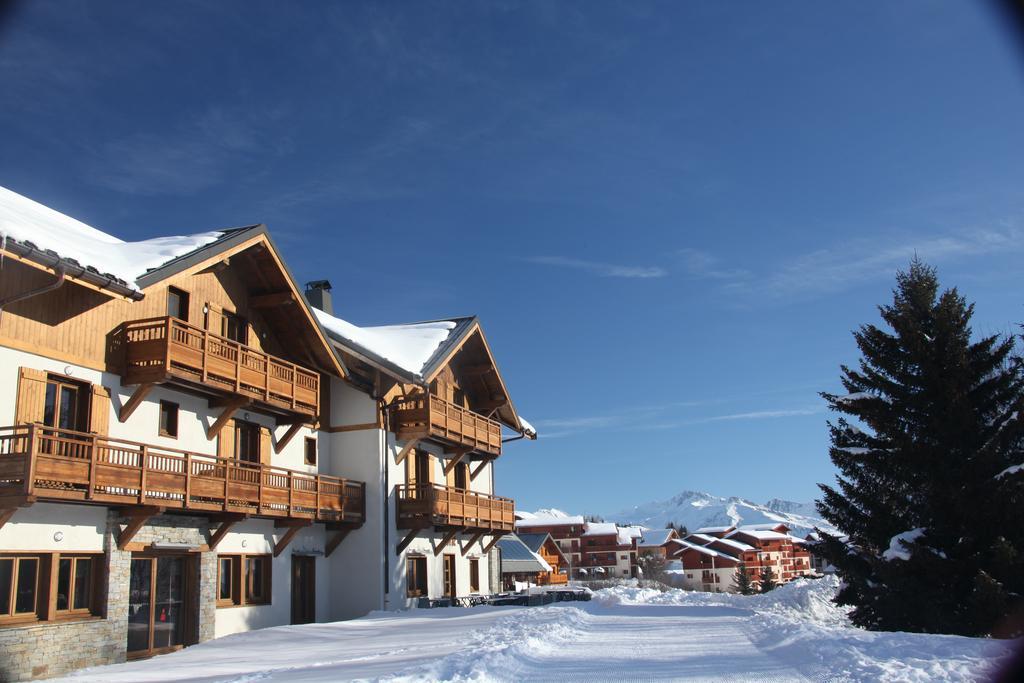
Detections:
[127, 556, 191, 658]
[291, 556, 315, 625]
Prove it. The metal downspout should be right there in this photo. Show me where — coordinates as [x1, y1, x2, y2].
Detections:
[0, 269, 66, 324]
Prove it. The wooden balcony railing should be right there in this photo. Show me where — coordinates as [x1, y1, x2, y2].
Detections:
[396, 483, 514, 532]
[0, 425, 364, 525]
[122, 317, 320, 417]
[392, 395, 502, 456]
[537, 572, 569, 585]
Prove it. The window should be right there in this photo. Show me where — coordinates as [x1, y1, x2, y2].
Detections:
[304, 437, 317, 466]
[454, 462, 468, 490]
[469, 558, 480, 593]
[43, 375, 89, 433]
[56, 555, 95, 613]
[217, 555, 271, 607]
[406, 556, 427, 598]
[159, 400, 179, 438]
[234, 421, 261, 464]
[0, 556, 38, 619]
[2, 553, 101, 625]
[620, 554, 628, 560]
[222, 311, 247, 344]
[167, 287, 190, 322]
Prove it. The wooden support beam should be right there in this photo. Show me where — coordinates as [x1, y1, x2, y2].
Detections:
[481, 532, 506, 554]
[461, 531, 485, 556]
[470, 458, 492, 481]
[206, 398, 248, 440]
[117, 506, 164, 550]
[273, 520, 311, 557]
[395, 439, 419, 465]
[249, 291, 296, 308]
[274, 423, 304, 455]
[118, 383, 155, 423]
[396, 528, 419, 555]
[443, 449, 471, 476]
[434, 527, 462, 556]
[208, 513, 246, 550]
[325, 528, 353, 558]
[0, 508, 16, 531]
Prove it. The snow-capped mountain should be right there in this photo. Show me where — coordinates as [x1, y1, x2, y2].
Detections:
[603, 490, 836, 536]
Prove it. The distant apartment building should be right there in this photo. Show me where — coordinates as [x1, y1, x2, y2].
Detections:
[670, 523, 815, 592]
[514, 514, 585, 572]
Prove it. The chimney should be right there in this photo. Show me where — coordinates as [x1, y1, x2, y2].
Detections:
[305, 280, 333, 315]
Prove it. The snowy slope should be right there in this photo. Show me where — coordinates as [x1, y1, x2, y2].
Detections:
[59, 576, 1013, 682]
[605, 490, 837, 536]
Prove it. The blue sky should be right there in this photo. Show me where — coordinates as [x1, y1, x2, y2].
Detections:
[2, 1, 1022, 516]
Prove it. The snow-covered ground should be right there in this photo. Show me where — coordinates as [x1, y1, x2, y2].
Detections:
[58, 577, 1014, 682]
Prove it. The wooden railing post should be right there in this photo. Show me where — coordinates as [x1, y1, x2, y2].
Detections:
[233, 341, 242, 394]
[315, 475, 322, 519]
[139, 444, 149, 505]
[223, 457, 230, 511]
[24, 424, 37, 497]
[201, 327, 209, 383]
[86, 433, 98, 500]
[287, 470, 293, 517]
[185, 452, 192, 506]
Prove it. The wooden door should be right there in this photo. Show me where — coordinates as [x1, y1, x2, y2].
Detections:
[443, 554, 456, 599]
[291, 555, 315, 625]
[127, 555, 194, 659]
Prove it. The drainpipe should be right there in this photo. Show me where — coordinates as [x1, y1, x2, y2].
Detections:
[0, 269, 65, 324]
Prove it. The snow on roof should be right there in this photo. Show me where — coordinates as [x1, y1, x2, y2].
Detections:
[518, 415, 537, 438]
[516, 514, 585, 528]
[514, 510, 537, 520]
[313, 307, 457, 379]
[728, 529, 790, 542]
[740, 523, 790, 532]
[583, 522, 619, 537]
[695, 526, 735, 534]
[710, 537, 756, 552]
[638, 529, 675, 547]
[675, 540, 738, 562]
[0, 185, 223, 291]
[684, 533, 718, 545]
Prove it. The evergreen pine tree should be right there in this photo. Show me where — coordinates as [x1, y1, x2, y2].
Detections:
[816, 260, 1024, 635]
[759, 565, 776, 593]
[732, 562, 754, 595]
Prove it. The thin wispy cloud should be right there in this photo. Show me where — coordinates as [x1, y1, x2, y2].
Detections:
[677, 248, 750, 282]
[527, 256, 667, 279]
[756, 225, 1024, 300]
[694, 407, 822, 423]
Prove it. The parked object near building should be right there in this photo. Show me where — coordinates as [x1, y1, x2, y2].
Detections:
[0, 186, 535, 680]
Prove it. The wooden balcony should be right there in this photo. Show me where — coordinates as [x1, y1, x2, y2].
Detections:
[396, 483, 514, 532]
[537, 572, 569, 585]
[0, 425, 365, 526]
[121, 317, 320, 419]
[392, 395, 502, 457]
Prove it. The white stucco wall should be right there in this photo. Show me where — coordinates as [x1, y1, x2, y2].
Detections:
[0, 502, 107, 552]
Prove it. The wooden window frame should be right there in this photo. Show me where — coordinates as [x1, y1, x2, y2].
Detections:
[221, 310, 248, 345]
[469, 558, 480, 593]
[54, 554, 100, 617]
[167, 286, 190, 322]
[217, 554, 271, 608]
[406, 555, 427, 598]
[233, 420, 260, 464]
[1, 553, 103, 627]
[304, 437, 317, 466]
[159, 400, 179, 439]
[42, 373, 90, 433]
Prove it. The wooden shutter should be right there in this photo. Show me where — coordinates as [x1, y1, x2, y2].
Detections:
[406, 449, 417, 486]
[205, 303, 223, 336]
[90, 385, 111, 435]
[15, 367, 48, 425]
[218, 419, 236, 459]
[445, 460, 455, 488]
[259, 426, 272, 465]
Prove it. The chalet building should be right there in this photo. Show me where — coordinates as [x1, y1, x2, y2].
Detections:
[514, 514, 585, 572]
[516, 533, 568, 585]
[669, 523, 815, 592]
[636, 528, 680, 559]
[497, 532, 567, 590]
[0, 186, 534, 680]
[579, 523, 638, 579]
